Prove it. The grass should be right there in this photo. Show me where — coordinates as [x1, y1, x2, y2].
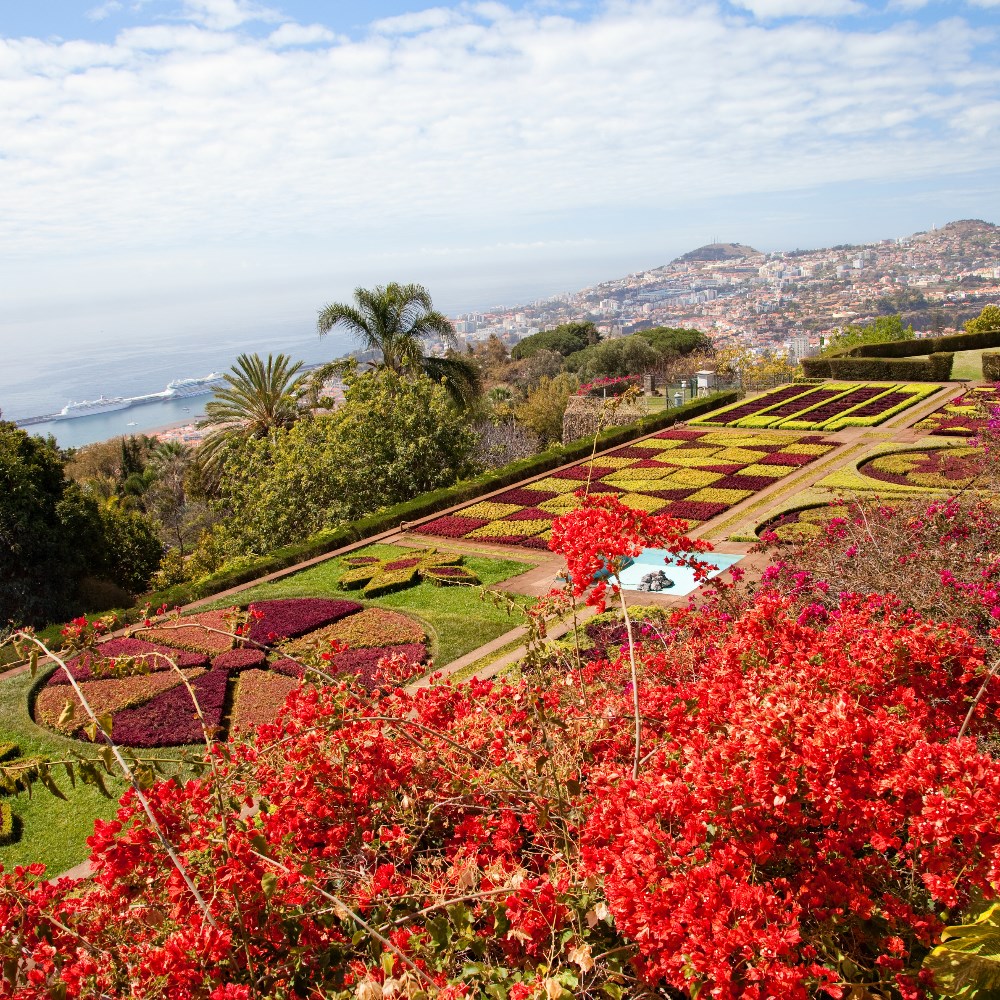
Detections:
[207, 543, 537, 668]
[0, 544, 535, 875]
[0, 666, 129, 873]
[952, 349, 984, 382]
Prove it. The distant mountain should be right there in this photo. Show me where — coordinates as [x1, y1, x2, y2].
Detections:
[674, 242, 760, 263]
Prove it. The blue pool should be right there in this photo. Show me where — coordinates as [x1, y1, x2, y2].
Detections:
[616, 549, 744, 597]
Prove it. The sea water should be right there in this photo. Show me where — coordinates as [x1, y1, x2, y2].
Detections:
[1, 324, 352, 448]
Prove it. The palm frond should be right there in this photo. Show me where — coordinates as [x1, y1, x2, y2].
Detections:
[421, 354, 483, 409]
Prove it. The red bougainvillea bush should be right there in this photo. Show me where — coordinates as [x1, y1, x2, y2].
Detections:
[32, 600, 429, 747]
[5, 495, 1000, 998]
[415, 427, 836, 548]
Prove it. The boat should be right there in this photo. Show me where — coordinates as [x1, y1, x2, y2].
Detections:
[57, 396, 132, 418]
[166, 373, 226, 398]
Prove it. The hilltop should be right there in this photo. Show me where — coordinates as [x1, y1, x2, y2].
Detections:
[674, 242, 760, 263]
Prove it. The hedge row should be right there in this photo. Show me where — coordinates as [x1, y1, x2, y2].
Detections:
[983, 351, 1000, 382]
[826, 327, 1000, 361]
[802, 353, 954, 382]
[144, 391, 738, 610]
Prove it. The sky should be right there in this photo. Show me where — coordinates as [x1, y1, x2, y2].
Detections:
[0, 0, 998, 365]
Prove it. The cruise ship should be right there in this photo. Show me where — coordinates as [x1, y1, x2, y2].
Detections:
[166, 373, 226, 398]
[58, 395, 133, 418]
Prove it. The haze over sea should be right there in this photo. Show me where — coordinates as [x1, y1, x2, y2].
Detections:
[3, 321, 352, 449]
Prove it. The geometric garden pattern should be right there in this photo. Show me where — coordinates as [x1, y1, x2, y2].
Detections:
[416, 427, 838, 549]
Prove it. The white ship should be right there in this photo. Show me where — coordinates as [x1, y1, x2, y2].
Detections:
[166, 373, 226, 398]
[57, 395, 132, 418]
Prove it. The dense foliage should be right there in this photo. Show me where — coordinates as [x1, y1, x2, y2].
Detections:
[0, 423, 162, 627]
[6, 480, 1000, 996]
[208, 368, 476, 557]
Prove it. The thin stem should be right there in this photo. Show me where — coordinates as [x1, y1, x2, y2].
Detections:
[615, 578, 643, 780]
[15, 633, 219, 930]
[958, 656, 1000, 741]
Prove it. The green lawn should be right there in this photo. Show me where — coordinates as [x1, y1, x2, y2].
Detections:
[211, 544, 536, 667]
[0, 667, 128, 873]
[952, 349, 984, 381]
[0, 545, 534, 874]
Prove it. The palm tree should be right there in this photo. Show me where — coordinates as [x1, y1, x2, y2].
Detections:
[197, 352, 306, 473]
[317, 282, 481, 408]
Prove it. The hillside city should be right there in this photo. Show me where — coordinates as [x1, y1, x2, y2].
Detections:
[447, 219, 1000, 361]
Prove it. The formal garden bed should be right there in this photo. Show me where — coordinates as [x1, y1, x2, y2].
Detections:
[415, 427, 837, 546]
[756, 502, 852, 542]
[857, 445, 985, 490]
[913, 383, 1000, 436]
[688, 381, 942, 430]
[32, 599, 431, 748]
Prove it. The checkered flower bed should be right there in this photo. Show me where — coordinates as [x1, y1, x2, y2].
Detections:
[34, 599, 429, 747]
[690, 382, 942, 431]
[414, 428, 837, 548]
[914, 385, 1000, 437]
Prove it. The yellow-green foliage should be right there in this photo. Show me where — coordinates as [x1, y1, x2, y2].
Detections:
[924, 902, 1000, 999]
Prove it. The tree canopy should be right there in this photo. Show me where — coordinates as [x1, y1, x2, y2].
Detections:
[510, 321, 600, 360]
[317, 283, 481, 408]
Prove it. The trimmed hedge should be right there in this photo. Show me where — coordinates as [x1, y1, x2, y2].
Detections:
[823, 327, 1000, 363]
[802, 353, 954, 382]
[0, 802, 16, 846]
[983, 352, 1000, 382]
[144, 391, 738, 609]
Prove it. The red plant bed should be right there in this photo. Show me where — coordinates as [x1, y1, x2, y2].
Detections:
[655, 427, 710, 440]
[325, 643, 426, 691]
[47, 639, 208, 686]
[693, 386, 820, 424]
[383, 557, 422, 571]
[790, 386, 883, 424]
[760, 452, 817, 466]
[549, 465, 617, 481]
[211, 648, 267, 673]
[659, 500, 729, 521]
[246, 598, 363, 644]
[417, 515, 491, 538]
[713, 474, 785, 492]
[109, 670, 230, 748]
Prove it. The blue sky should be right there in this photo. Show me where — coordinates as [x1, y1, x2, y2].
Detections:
[0, 0, 997, 366]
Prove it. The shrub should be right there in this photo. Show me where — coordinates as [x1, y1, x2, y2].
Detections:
[984, 352, 1000, 381]
[0, 802, 17, 846]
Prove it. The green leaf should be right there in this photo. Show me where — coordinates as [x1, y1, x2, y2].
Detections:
[29, 650, 38, 678]
[57, 700, 75, 727]
[39, 766, 68, 801]
[261, 873, 278, 900]
[63, 761, 76, 788]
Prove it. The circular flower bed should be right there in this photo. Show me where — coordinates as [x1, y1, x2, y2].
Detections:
[858, 446, 985, 490]
[33, 600, 429, 747]
[757, 504, 849, 542]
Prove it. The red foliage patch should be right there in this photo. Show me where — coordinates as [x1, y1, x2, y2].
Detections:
[247, 598, 363, 645]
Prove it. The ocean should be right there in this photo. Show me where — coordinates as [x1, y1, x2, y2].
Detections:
[2, 324, 353, 449]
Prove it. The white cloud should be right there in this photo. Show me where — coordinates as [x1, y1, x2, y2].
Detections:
[732, 0, 865, 17]
[87, 1, 125, 20]
[179, 0, 284, 30]
[0, 0, 995, 276]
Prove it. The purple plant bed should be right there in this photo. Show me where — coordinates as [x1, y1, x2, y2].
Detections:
[212, 648, 267, 673]
[700, 463, 744, 475]
[417, 515, 490, 538]
[843, 392, 910, 419]
[645, 488, 701, 501]
[696, 386, 817, 424]
[549, 465, 617, 481]
[655, 428, 709, 441]
[489, 488, 560, 505]
[660, 500, 730, 521]
[759, 452, 814, 467]
[270, 658, 305, 680]
[48, 639, 208, 686]
[326, 643, 427, 691]
[481, 534, 551, 550]
[426, 566, 472, 577]
[505, 507, 554, 520]
[757, 389, 840, 420]
[713, 474, 782, 492]
[606, 445, 661, 461]
[792, 387, 883, 424]
[247, 598, 363, 645]
[929, 419, 977, 437]
[383, 558, 422, 571]
[110, 670, 229, 748]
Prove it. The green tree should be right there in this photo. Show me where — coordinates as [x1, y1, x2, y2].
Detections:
[317, 282, 481, 408]
[510, 321, 599, 360]
[564, 336, 662, 381]
[822, 314, 914, 355]
[966, 304, 1000, 335]
[515, 373, 577, 445]
[198, 352, 307, 473]
[209, 369, 476, 557]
